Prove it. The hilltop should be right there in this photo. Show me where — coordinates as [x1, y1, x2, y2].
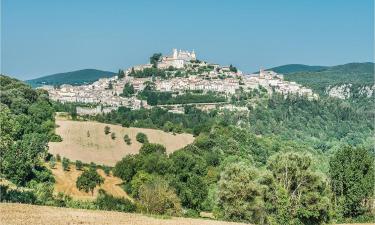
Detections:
[265, 64, 327, 74]
[26, 69, 116, 87]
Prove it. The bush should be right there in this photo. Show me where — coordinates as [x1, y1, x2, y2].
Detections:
[138, 177, 182, 216]
[49, 156, 56, 169]
[56, 154, 61, 162]
[136, 132, 148, 144]
[62, 157, 70, 171]
[49, 134, 63, 142]
[139, 143, 166, 155]
[104, 126, 111, 135]
[95, 189, 136, 212]
[103, 166, 111, 176]
[123, 134, 131, 145]
[111, 132, 116, 140]
[76, 160, 83, 170]
[76, 168, 104, 195]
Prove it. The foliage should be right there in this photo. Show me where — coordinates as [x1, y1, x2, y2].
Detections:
[121, 83, 135, 97]
[76, 168, 104, 195]
[75, 160, 83, 170]
[217, 162, 266, 224]
[104, 126, 110, 135]
[62, 157, 70, 171]
[123, 134, 131, 145]
[150, 53, 162, 68]
[95, 189, 136, 212]
[138, 177, 182, 216]
[139, 143, 166, 155]
[111, 132, 116, 140]
[329, 146, 374, 218]
[103, 166, 111, 176]
[136, 132, 148, 144]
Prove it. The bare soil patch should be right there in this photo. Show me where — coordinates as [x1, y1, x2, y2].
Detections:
[49, 119, 194, 166]
[0, 203, 248, 225]
[51, 163, 129, 201]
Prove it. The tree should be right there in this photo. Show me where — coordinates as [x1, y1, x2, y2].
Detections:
[150, 53, 162, 68]
[138, 177, 182, 216]
[123, 134, 131, 145]
[76, 168, 104, 195]
[217, 162, 266, 224]
[122, 83, 135, 97]
[103, 166, 111, 176]
[113, 155, 138, 182]
[139, 143, 166, 155]
[136, 132, 148, 144]
[56, 154, 61, 162]
[49, 156, 56, 169]
[329, 146, 374, 218]
[104, 126, 110, 135]
[229, 64, 238, 73]
[117, 69, 126, 79]
[75, 160, 83, 170]
[62, 157, 70, 171]
[111, 132, 116, 140]
[265, 152, 331, 225]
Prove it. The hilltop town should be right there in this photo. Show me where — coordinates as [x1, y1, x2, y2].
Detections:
[42, 49, 317, 115]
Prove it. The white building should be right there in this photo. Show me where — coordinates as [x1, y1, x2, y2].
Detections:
[158, 49, 197, 69]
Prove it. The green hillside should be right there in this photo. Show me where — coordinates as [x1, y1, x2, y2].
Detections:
[283, 62, 374, 94]
[266, 64, 327, 74]
[26, 69, 116, 87]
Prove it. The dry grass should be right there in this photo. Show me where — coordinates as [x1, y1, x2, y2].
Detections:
[48, 119, 195, 166]
[51, 162, 130, 201]
[0, 203, 248, 225]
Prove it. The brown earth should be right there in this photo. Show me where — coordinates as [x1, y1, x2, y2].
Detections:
[0, 203, 248, 225]
[0, 203, 372, 225]
[48, 119, 195, 166]
[51, 162, 130, 201]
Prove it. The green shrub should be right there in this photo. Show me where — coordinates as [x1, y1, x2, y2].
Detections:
[136, 132, 148, 144]
[76, 160, 83, 170]
[62, 157, 70, 171]
[95, 189, 136, 212]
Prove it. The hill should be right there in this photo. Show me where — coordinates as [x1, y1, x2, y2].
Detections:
[266, 64, 327, 74]
[48, 117, 195, 166]
[26, 69, 116, 87]
[282, 62, 374, 95]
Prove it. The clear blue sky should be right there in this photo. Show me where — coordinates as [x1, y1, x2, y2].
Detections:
[1, 0, 374, 80]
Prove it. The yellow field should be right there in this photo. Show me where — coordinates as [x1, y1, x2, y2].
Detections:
[0, 203, 248, 225]
[48, 119, 195, 166]
[50, 162, 130, 201]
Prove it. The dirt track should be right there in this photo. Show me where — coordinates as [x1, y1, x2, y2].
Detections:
[49, 119, 194, 166]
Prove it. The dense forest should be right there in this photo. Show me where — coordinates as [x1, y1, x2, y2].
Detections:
[1, 74, 374, 224]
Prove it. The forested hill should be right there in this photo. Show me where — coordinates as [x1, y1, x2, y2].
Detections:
[281, 62, 374, 95]
[26, 69, 116, 87]
[266, 64, 327, 74]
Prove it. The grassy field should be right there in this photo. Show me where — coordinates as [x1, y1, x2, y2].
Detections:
[48, 118, 194, 166]
[0, 203, 248, 225]
[50, 162, 130, 201]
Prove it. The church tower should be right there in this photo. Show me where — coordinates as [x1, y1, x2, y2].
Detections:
[191, 50, 196, 60]
[172, 48, 178, 59]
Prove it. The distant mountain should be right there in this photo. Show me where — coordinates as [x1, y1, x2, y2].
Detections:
[266, 64, 327, 74]
[26, 69, 116, 87]
[282, 62, 374, 95]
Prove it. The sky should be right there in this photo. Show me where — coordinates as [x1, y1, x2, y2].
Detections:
[1, 0, 374, 80]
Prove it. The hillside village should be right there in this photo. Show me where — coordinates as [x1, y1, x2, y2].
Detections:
[42, 49, 317, 115]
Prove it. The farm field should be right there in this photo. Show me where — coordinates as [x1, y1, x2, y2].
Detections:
[0, 203, 372, 225]
[48, 118, 195, 166]
[50, 163, 129, 200]
[0, 203, 248, 225]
